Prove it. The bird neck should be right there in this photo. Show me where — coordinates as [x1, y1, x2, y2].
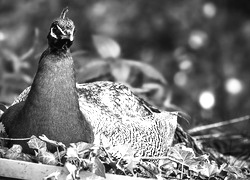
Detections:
[23, 48, 81, 121]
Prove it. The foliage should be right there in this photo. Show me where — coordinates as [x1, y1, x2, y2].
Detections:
[74, 34, 168, 108]
[1, 133, 250, 179]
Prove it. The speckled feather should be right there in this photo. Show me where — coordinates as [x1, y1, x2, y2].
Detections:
[12, 81, 177, 157]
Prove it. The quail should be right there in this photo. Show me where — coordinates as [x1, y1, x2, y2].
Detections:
[1, 8, 177, 157]
[1, 8, 94, 153]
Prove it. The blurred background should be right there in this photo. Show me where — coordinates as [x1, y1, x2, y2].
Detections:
[1, 0, 250, 154]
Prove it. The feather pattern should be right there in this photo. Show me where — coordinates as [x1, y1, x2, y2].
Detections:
[11, 81, 177, 156]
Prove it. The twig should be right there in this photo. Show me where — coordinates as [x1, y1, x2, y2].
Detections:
[39, 134, 66, 149]
[139, 155, 184, 165]
[193, 133, 246, 140]
[0, 137, 31, 141]
[56, 147, 62, 165]
[188, 115, 250, 134]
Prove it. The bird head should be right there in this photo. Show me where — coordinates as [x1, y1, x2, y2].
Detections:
[47, 7, 75, 50]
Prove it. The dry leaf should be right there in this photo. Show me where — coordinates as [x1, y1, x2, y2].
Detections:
[36, 149, 58, 165]
[89, 156, 106, 178]
[4, 144, 32, 162]
[27, 135, 47, 150]
[168, 143, 195, 164]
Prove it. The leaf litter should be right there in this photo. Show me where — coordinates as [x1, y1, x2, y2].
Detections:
[0, 131, 250, 179]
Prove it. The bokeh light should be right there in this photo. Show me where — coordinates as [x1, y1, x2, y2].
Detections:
[174, 72, 188, 87]
[179, 59, 192, 71]
[203, 2, 217, 18]
[225, 78, 243, 95]
[0, 31, 6, 41]
[188, 30, 207, 49]
[199, 91, 215, 110]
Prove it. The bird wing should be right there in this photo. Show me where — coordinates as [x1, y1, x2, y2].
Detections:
[77, 81, 177, 156]
[76, 81, 159, 119]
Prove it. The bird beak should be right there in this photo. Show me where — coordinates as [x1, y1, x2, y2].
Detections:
[57, 25, 75, 41]
[61, 33, 74, 41]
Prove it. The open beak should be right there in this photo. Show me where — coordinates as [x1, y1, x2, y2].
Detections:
[61, 33, 74, 41]
[58, 25, 75, 41]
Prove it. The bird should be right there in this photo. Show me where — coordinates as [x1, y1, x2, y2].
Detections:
[0, 8, 177, 157]
[0, 8, 94, 153]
